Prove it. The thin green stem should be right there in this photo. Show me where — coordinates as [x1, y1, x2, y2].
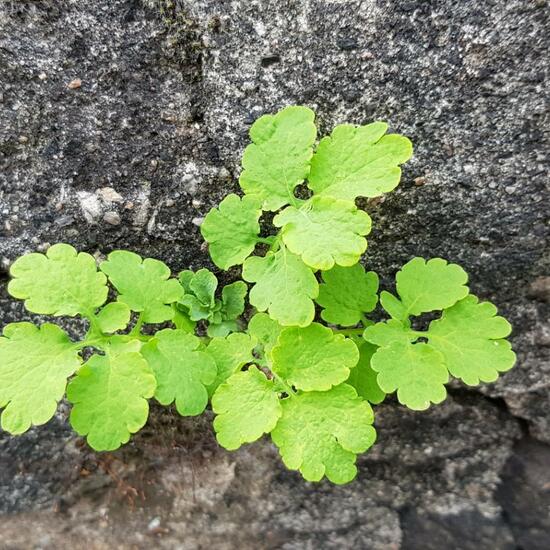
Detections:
[256, 236, 276, 245]
[72, 337, 106, 351]
[269, 234, 282, 253]
[82, 308, 103, 337]
[130, 312, 145, 336]
[72, 332, 152, 352]
[273, 372, 296, 397]
[360, 314, 372, 328]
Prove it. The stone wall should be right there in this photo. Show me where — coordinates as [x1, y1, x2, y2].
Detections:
[0, 1, 548, 548]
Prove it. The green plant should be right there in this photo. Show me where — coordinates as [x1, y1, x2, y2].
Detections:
[0, 106, 515, 484]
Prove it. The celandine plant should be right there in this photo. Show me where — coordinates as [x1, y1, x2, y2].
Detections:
[0, 107, 515, 484]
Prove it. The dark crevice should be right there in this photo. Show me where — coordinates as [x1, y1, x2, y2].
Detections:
[446, 386, 531, 436]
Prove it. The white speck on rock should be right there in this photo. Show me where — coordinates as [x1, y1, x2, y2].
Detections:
[103, 211, 121, 225]
[77, 191, 103, 224]
[133, 185, 151, 227]
[192, 217, 204, 226]
[97, 187, 123, 203]
[147, 517, 161, 532]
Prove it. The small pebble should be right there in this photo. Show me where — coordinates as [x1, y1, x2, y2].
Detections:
[67, 78, 82, 89]
[103, 211, 121, 225]
[192, 216, 204, 226]
[165, 199, 175, 207]
[55, 215, 74, 227]
[38, 72, 47, 80]
[18, 135, 28, 144]
[528, 276, 550, 302]
[97, 187, 123, 203]
[414, 176, 426, 186]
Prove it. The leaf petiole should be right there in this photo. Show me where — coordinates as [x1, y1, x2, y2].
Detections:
[130, 312, 145, 336]
[272, 372, 296, 397]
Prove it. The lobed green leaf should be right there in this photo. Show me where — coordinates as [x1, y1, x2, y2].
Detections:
[67, 351, 156, 451]
[212, 366, 282, 450]
[394, 257, 469, 316]
[316, 264, 378, 326]
[308, 122, 412, 200]
[239, 106, 317, 211]
[271, 384, 376, 484]
[100, 251, 183, 323]
[201, 194, 261, 269]
[8, 243, 107, 317]
[274, 196, 372, 270]
[371, 341, 448, 410]
[0, 323, 81, 434]
[271, 323, 359, 391]
[427, 295, 515, 385]
[141, 329, 216, 416]
[243, 247, 318, 327]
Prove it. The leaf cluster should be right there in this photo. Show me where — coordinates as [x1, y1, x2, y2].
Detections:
[0, 107, 515, 484]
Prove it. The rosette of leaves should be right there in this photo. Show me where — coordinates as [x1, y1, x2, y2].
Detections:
[201, 105, 413, 327]
[176, 268, 247, 337]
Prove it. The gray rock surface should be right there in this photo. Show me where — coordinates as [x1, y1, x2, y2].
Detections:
[0, 0, 548, 548]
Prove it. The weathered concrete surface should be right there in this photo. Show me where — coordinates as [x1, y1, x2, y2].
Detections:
[0, 0, 548, 548]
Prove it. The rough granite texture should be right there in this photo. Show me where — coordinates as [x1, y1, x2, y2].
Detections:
[0, 0, 549, 548]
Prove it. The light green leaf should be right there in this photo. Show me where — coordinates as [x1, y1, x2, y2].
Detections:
[308, 123, 413, 200]
[67, 351, 156, 451]
[379, 291, 408, 322]
[427, 295, 515, 385]
[371, 341, 448, 410]
[8, 243, 107, 316]
[221, 281, 247, 320]
[100, 251, 183, 323]
[107, 336, 143, 355]
[239, 106, 317, 211]
[247, 313, 282, 359]
[205, 332, 256, 393]
[271, 384, 376, 484]
[347, 340, 386, 404]
[316, 264, 378, 326]
[0, 323, 81, 434]
[201, 194, 261, 269]
[206, 320, 239, 338]
[271, 323, 359, 391]
[172, 305, 196, 333]
[140, 329, 217, 416]
[188, 268, 217, 306]
[363, 319, 415, 347]
[242, 247, 318, 327]
[179, 269, 220, 321]
[96, 302, 131, 333]
[178, 270, 194, 292]
[274, 197, 371, 270]
[396, 257, 469, 316]
[212, 366, 282, 450]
